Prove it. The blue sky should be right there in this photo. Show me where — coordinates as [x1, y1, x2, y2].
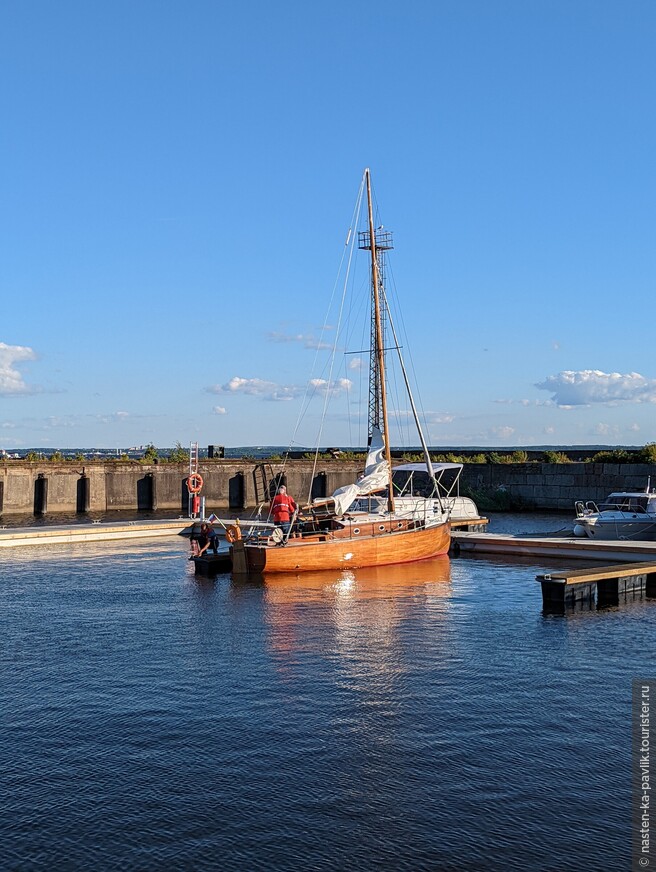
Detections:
[1, 0, 655, 450]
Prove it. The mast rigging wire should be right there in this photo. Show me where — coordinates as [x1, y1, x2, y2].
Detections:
[293, 173, 367, 504]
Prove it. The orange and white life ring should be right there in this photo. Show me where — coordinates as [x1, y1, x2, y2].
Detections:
[225, 524, 242, 543]
[187, 473, 204, 494]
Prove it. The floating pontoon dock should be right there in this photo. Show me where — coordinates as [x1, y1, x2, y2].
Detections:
[537, 562, 656, 608]
[451, 530, 656, 562]
[0, 518, 193, 548]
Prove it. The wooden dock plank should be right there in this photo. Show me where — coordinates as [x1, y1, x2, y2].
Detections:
[536, 559, 656, 609]
[450, 517, 488, 530]
[536, 561, 656, 585]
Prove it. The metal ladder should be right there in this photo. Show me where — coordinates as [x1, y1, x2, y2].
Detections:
[189, 441, 199, 476]
[253, 462, 279, 505]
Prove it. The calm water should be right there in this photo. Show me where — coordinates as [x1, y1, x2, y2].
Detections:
[0, 513, 648, 871]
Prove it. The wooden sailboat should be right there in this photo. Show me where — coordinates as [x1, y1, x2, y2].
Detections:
[234, 169, 451, 574]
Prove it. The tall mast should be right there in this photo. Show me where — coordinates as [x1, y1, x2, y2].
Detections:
[361, 225, 391, 438]
[364, 168, 395, 513]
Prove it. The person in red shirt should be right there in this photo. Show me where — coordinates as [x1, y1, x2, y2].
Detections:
[270, 485, 298, 537]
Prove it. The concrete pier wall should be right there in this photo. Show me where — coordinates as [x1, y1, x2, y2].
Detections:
[0, 461, 361, 515]
[0, 459, 654, 515]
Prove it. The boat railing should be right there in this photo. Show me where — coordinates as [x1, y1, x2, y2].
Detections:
[576, 497, 652, 516]
[575, 500, 599, 517]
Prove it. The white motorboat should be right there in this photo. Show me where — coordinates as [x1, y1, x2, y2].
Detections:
[573, 483, 656, 540]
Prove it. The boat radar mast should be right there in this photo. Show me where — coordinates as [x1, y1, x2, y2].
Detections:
[359, 168, 395, 512]
[358, 210, 393, 444]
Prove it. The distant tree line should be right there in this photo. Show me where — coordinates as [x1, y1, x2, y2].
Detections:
[11, 442, 191, 464]
[5, 443, 656, 465]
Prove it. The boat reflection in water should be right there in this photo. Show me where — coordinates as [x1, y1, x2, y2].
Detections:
[257, 555, 451, 604]
[237, 557, 452, 675]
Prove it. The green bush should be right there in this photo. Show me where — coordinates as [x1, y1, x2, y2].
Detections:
[167, 442, 189, 464]
[543, 450, 571, 464]
[142, 443, 158, 463]
[591, 449, 632, 463]
[636, 443, 656, 464]
[335, 451, 364, 461]
[488, 452, 513, 464]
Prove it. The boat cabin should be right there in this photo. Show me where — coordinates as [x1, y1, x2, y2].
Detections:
[599, 493, 656, 514]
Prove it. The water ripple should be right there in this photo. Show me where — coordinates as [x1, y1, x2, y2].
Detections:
[0, 524, 646, 870]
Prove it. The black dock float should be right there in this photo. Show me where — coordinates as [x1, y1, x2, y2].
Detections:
[190, 550, 232, 576]
[537, 561, 656, 611]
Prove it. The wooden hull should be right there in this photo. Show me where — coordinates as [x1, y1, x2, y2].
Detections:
[239, 521, 450, 573]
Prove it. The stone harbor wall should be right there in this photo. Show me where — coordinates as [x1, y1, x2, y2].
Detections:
[459, 462, 656, 511]
[0, 459, 654, 516]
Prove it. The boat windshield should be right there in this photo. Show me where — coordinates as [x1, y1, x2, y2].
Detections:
[349, 496, 387, 513]
[392, 469, 437, 497]
[599, 495, 650, 512]
[392, 466, 462, 498]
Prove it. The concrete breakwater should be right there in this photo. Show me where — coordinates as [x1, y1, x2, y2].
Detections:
[0, 459, 654, 516]
[0, 460, 360, 516]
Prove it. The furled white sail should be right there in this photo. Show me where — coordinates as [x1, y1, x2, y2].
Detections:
[325, 427, 389, 515]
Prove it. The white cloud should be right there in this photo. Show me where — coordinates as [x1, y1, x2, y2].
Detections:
[223, 376, 273, 395]
[0, 342, 37, 395]
[593, 422, 621, 438]
[493, 398, 553, 407]
[543, 426, 555, 435]
[267, 331, 332, 351]
[391, 409, 455, 426]
[93, 412, 134, 425]
[209, 375, 351, 403]
[348, 357, 366, 371]
[536, 370, 656, 406]
[628, 423, 640, 432]
[213, 406, 227, 415]
[210, 376, 300, 402]
[308, 377, 352, 396]
[490, 425, 515, 439]
[426, 412, 454, 425]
